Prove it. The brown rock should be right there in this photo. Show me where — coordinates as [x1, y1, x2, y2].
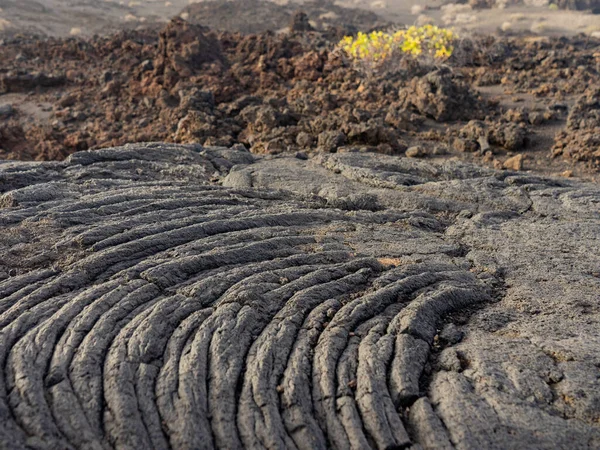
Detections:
[453, 138, 479, 153]
[101, 80, 121, 97]
[65, 70, 79, 81]
[398, 68, 485, 122]
[551, 88, 600, 167]
[405, 146, 426, 158]
[482, 150, 494, 163]
[503, 154, 524, 171]
[460, 120, 527, 152]
[377, 143, 394, 155]
[154, 18, 223, 82]
[317, 130, 346, 153]
[296, 131, 314, 148]
[492, 123, 527, 151]
[58, 93, 77, 108]
[432, 145, 448, 155]
[0, 72, 65, 94]
[504, 108, 529, 124]
[528, 112, 545, 126]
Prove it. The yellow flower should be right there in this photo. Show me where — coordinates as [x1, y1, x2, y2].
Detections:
[338, 26, 457, 65]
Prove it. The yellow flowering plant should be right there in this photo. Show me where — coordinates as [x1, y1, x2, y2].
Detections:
[338, 25, 457, 68]
[339, 30, 405, 63]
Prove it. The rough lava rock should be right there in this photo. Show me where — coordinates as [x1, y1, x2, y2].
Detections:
[289, 11, 315, 33]
[0, 71, 66, 94]
[555, 0, 600, 12]
[398, 68, 486, 122]
[154, 18, 224, 79]
[0, 143, 599, 449]
[460, 120, 528, 152]
[553, 88, 600, 168]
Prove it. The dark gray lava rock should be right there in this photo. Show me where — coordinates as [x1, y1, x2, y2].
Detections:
[0, 143, 598, 450]
[289, 11, 315, 32]
[555, 0, 600, 12]
[0, 103, 14, 118]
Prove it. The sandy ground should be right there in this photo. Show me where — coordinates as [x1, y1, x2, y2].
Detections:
[371, 0, 600, 36]
[0, 0, 598, 37]
[0, 0, 189, 37]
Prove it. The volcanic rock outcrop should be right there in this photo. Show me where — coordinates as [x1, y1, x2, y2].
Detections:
[553, 87, 600, 169]
[0, 143, 599, 449]
[398, 69, 485, 122]
[555, 0, 600, 12]
[1, 18, 599, 179]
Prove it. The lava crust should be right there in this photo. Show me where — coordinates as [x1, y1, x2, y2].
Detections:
[0, 143, 599, 449]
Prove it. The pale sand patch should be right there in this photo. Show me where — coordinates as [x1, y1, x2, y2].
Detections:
[337, 0, 600, 37]
[0, 0, 598, 39]
[411, 4, 423, 15]
[371, 1, 387, 8]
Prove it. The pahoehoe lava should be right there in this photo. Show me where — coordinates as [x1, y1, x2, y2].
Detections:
[0, 143, 599, 449]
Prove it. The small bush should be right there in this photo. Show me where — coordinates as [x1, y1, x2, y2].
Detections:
[339, 30, 404, 64]
[338, 25, 457, 69]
